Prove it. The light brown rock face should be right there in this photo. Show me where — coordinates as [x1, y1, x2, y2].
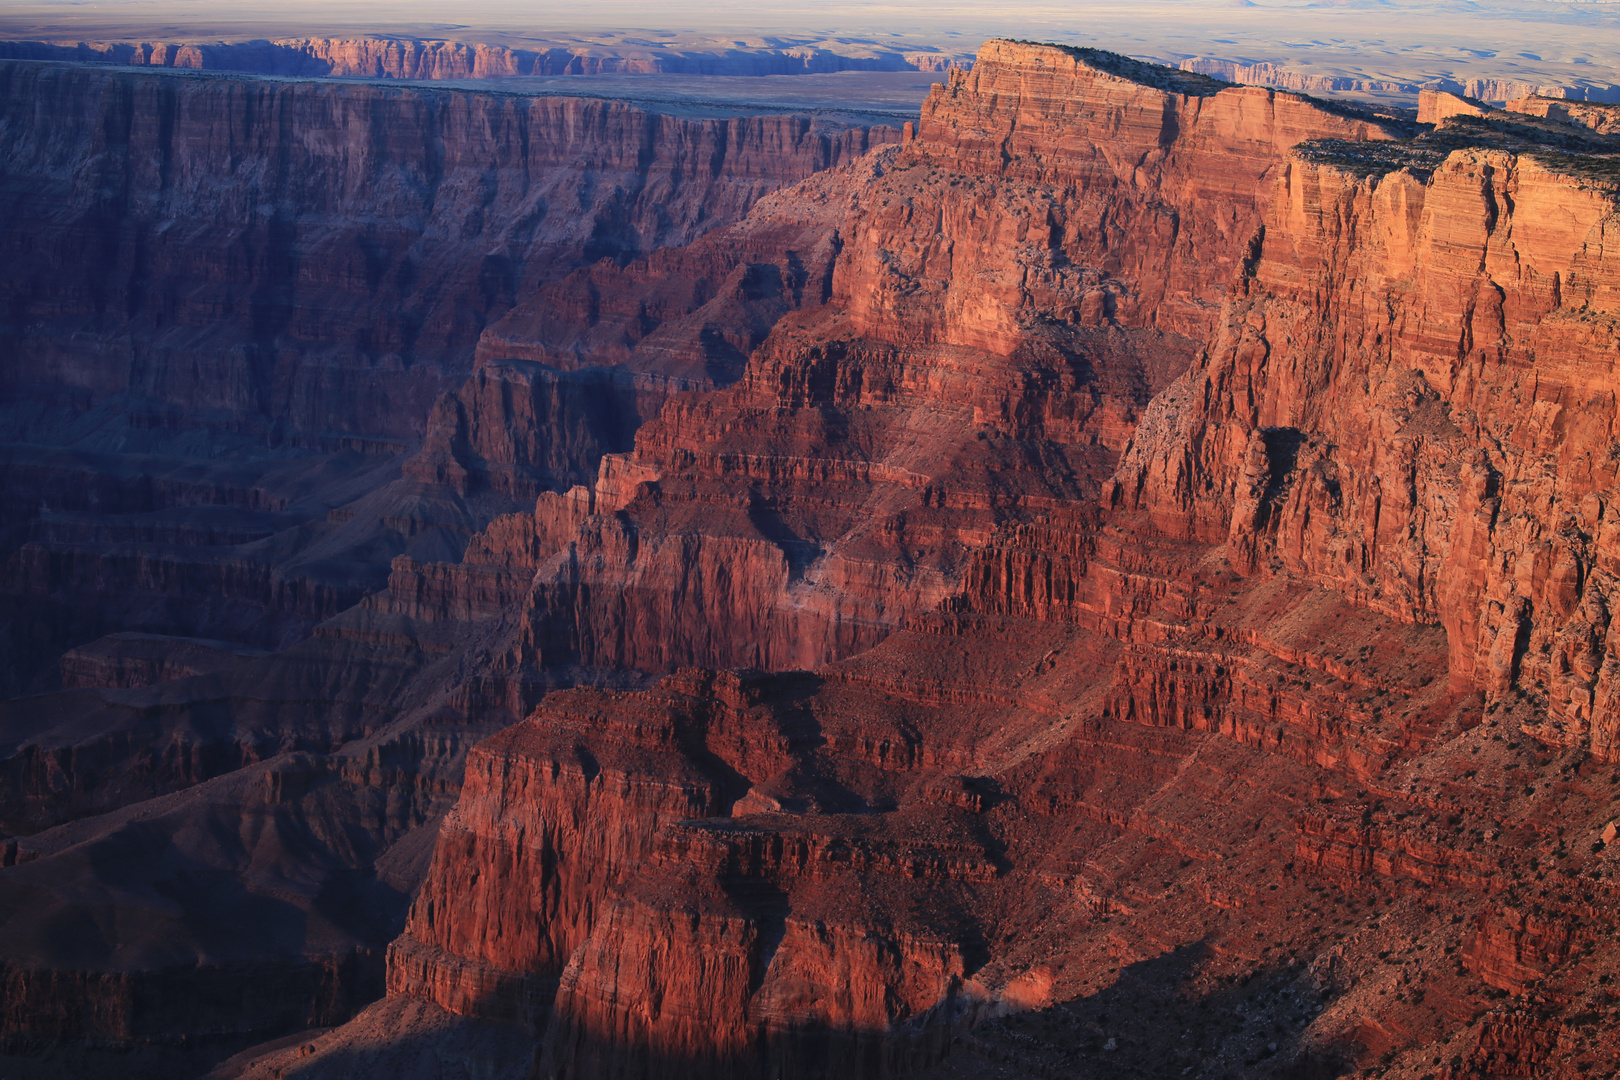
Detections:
[1115, 121, 1620, 761]
[1419, 89, 1490, 124]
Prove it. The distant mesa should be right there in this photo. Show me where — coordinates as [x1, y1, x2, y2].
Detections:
[0, 35, 976, 79]
[1181, 54, 1620, 103]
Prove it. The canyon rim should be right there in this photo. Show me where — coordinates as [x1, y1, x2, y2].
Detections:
[1, 22, 1620, 1080]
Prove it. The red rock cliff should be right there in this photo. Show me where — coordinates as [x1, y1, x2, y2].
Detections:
[1116, 128, 1620, 760]
[322, 46, 1620, 1080]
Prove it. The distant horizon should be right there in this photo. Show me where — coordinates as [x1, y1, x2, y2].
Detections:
[5, 0, 1619, 101]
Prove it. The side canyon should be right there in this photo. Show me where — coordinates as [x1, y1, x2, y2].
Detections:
[3, 38, 1620, 1080]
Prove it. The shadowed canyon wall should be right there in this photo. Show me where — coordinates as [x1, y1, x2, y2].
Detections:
[0, 60, 897, 441]
[0, 58, 899, 1077]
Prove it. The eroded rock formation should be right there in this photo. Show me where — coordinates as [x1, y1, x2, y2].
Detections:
[6, 37, 1620, 1080]
[0, 37, 972, 79]
[0, 58, 895, 1076]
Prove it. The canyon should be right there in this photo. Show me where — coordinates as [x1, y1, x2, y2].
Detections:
[2, 34, 1620, 1080]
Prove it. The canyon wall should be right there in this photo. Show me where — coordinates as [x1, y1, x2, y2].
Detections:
[315, 42, 1620, 1080]
[0, 60, 898, 441]
[0, 37, 972, 79]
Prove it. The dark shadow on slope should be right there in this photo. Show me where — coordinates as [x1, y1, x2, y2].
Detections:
[746, 496, 824, 583]
[954, 940, 1357, 1080]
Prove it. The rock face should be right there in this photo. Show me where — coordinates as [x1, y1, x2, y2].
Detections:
[1505, 94, 1620, 135]
[1115, 114, 1620, 762]
[0, 60, 897, 441]
[0, 36, 973, 79]
[333, 44, 1620, 1080]
[1418, 88, 1490, 124]
[0, 58, 896, 700]
[0, 55, 895, 1078]
[9, 37, 1620, 1080]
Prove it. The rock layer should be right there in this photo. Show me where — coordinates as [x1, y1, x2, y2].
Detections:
[0, 37, 972, 79]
